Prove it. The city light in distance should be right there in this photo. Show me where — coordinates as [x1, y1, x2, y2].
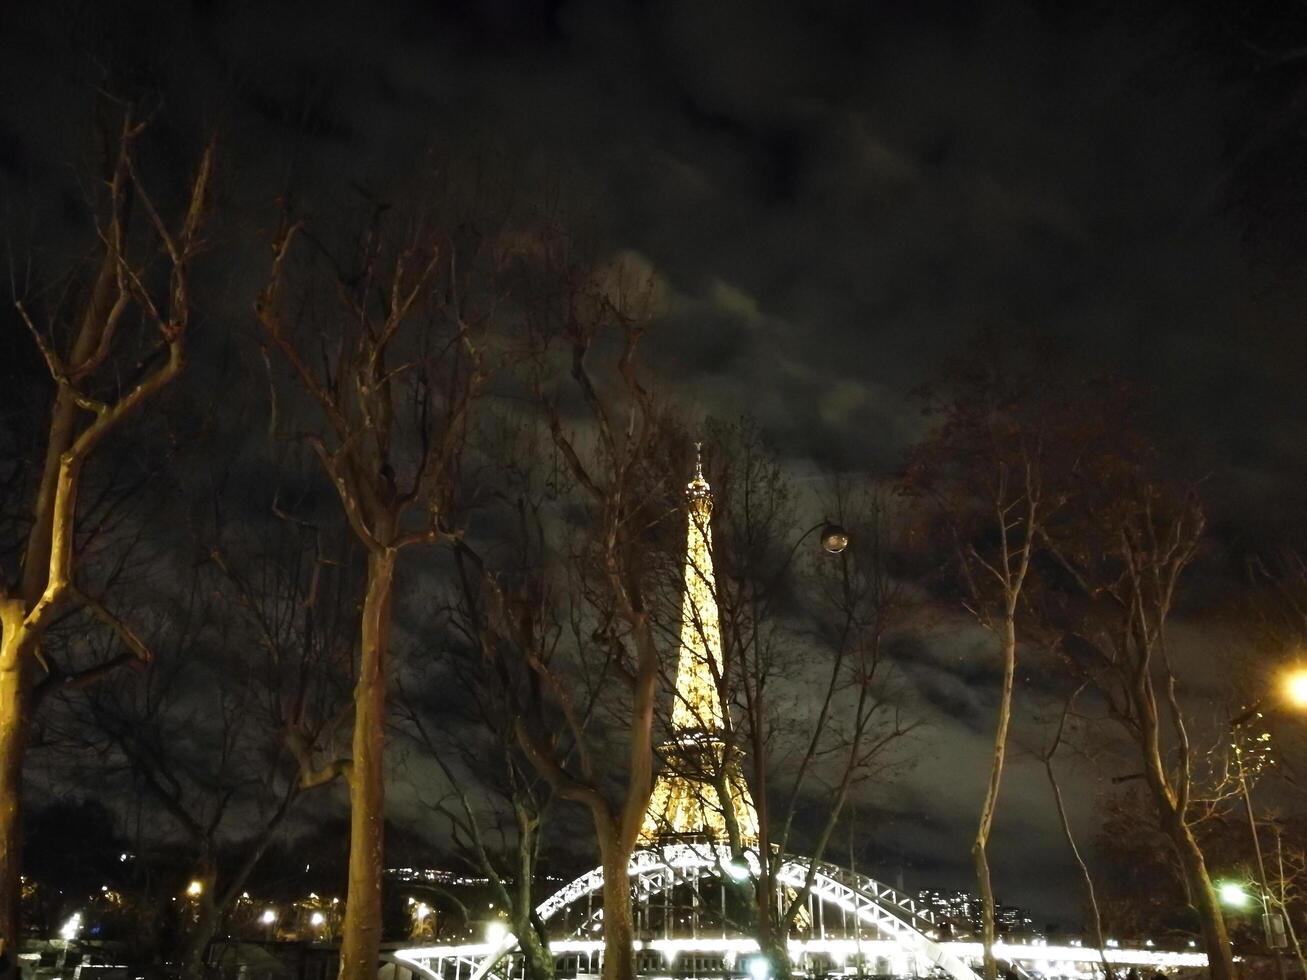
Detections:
[186, 880, 204, 897]
[310, 911, 326, 927]
[261, 909, 277, 925]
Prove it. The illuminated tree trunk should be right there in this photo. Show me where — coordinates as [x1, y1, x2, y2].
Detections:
[338, 549, 395, 980]
[597, 835, 635, 980]
[1167, 816, 1234, 980]
[1141, 725, 1234, 980]
[0, 607, 30, 976]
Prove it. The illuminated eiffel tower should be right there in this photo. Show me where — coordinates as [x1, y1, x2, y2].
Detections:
[638, 445, 760, 846]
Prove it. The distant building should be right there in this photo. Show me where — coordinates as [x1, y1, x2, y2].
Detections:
[917, 889, 982, 932]
[916, 889, 1040, 940]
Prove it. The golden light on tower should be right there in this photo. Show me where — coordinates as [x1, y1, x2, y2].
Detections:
[638, 443, 760, 846]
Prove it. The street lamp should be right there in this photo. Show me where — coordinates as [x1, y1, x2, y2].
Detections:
[1284, 668, 1307, 710]
[1218, 882, 1251, 909]
[1228, 668, 1307, 979]
[819, 523, 849, 555]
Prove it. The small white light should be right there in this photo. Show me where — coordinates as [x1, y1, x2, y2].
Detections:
[747, 956, 771, 980]
[261, 909, 277, 925]
[310, 911, 325, 927]
[485, 921, 507, 945]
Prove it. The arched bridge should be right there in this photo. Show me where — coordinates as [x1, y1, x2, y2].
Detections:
[395, 843, 981, 980]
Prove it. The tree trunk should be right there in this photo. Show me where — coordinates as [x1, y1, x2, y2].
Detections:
[0, 603, 31, 980]
[178, 872, 218, 980]
[518, 927, 555, 980]
[338, 549, 396, 980]
[598, 834, 635, 980]
[1044, 757, 1111, 979]
[757, 921, 790, 980]
[973, 613, 1016, 980]
[1163, 810, 1235, 980]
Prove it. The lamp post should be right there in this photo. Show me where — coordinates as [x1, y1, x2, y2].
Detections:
[1230, 722, 1286, 980]
[1229, 667, 1307, 980]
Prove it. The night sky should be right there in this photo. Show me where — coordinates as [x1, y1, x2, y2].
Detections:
[6, 0, 1307, 925]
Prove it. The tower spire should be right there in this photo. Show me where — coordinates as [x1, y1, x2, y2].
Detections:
[639, 445, 759, 846]
[672, 443, 723, 733]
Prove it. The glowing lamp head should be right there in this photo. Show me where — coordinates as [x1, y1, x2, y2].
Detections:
[310, 911, 326, 927]
[747, 956, 771, 980]
[485, 920, 508, 945]
[186, 879, 204, 897]
[820, 524, 849, 555]
[60, 912, 82, 941]
[1284, 669, 1307, 710]
[1219, 881, 1251, 908]
[261, 909, 277, 925]
[724, 859, 750, 882]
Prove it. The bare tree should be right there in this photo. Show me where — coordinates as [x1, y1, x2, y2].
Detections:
[1045, 465, 1235, 980]
[904, 336, 1063, 980]
[401, 657, 557, 980]
[0, 110, 212, 966]
[46, 509, 355, 980]
[253, 192, 502, 980]
[696, 425, 917, 978]
[446, 255, 676, 980]
[1037, 685, 1112, 978]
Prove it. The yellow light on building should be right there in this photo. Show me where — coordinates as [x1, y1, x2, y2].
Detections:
[186, 879, 204, 897]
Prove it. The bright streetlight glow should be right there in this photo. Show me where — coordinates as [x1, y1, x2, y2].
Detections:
[1218, 881, 1251, 908]
[485, 921, 508, 945]
[1284, 669, 1307, 710]
[724, 859, 750, 882]
[747, 955, 771, 980]
[186, 879, 204, 897]
[261, 909, 277, 925]
[310, 911, 326, 927]
[59, 912, 82, 941]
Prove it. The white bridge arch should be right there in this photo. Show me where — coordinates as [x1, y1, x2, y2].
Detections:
[397, 843, 981, 980]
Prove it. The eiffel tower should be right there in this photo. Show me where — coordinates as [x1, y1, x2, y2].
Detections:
[638, 445, 759, 846]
